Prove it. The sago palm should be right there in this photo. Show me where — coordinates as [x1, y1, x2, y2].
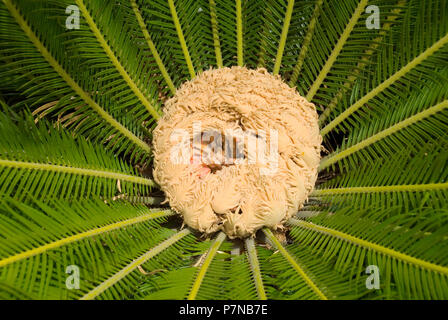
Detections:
[0, 0, 447, 300]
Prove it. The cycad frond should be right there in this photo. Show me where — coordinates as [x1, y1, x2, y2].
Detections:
[291, 0, 376, 96]
[69, 0, 162, 119]
[0, 0, 151, 160]
[128, 0, 177, 94]
[0, 113, 154, 200]
[319, 0, 448, 135]
[134, 0, 216, 82]
[288, 206, 448, 299]
[81, 228, 191, 300]
[245, 237, 267, 300]
[314, 140, 448, 210]
[0, 197, 174, 299]
[141, 235, 260, 300]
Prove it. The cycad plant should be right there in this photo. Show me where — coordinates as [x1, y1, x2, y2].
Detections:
[0, 0, 447, 300]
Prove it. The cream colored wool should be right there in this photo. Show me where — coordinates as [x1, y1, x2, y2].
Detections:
[152, 66, 321, 239]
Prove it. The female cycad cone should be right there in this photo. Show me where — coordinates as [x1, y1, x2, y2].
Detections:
[153, 67, 322, 238]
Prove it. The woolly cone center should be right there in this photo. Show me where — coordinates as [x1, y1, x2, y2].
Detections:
[153, 66, 322, 239]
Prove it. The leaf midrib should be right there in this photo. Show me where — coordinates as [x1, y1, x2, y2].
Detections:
[312, 183, 448, 195]
[80, 228, 190, 300]
[306, 0, 369, 101]
[0, 159, 155, 186]
[2, 0, 151, 154]
[0, 209, 173, 268]
[288, 218, 448, 276]
[321, 32, 448, 136]
[263, 228, 328, 300]
[319, 99, 448, 170]
[187, 232, 226, 300]
[75, 0, 161, 120]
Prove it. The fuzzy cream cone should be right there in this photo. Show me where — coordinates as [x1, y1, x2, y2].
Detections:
[153, 66, 321, 239]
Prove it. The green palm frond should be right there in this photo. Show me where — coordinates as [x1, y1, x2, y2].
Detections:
[68, 0, 162, 120]
[0, 112, 154, 200]
[212, 0, 238, 66]
[262, 228, 366, 299]
[131, 0, 216, 82]
[0, 0, 152, 160]
[245, 237, 267, 299]
[0, 196, 175, 299]
[288, 205, 448, 299]
[314, 140, 448, 210]
[128, 0, 177, 94]
[140, 236, 260, 300]
[319, 0, 448, 135]
[0, 0, 447, 300]
[257, 0, 296, 70]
